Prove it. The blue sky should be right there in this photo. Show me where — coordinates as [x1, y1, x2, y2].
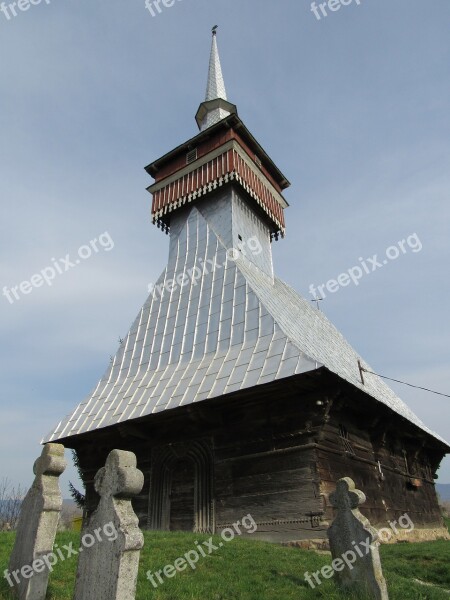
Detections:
[0, 0, 449, 497]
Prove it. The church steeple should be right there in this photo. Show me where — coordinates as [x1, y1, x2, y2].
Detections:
[145, 28, 290, 243]
[195, 27, 237, 131]
[205, 26, 227, 102]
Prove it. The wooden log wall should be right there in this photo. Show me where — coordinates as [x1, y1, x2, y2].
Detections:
[318, 394, 445, 529]
[70, 373, 447, 542]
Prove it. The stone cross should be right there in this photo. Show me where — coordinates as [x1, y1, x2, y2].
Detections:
[327, 477, 389, 600]
[74, 449, 144, 600]
[8, 443, 66, 600]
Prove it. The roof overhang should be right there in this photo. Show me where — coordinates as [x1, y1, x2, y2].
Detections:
[145, 113, 291, 192]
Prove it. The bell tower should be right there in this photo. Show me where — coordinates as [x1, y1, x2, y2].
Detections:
[145, 27, 290, 280]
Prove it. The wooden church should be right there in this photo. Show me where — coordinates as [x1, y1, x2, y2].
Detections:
[44, 30, 449, 543]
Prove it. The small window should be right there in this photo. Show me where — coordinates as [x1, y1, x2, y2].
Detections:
[424, 462, 433, 481]
[186, 149, 198, 164]
[254, 155, 262, 169]
[238, 235, 242, 241]
[339, 424, 355, 455]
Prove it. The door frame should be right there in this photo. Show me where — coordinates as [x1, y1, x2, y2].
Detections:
[148, 439, 215, 533]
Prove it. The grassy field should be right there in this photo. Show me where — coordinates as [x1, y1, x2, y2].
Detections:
[0, 524, 449, 600]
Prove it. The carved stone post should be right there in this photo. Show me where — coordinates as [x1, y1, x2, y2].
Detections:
[8, 443, 66, 600]
[74, 449, 144, 600]
[327, 477, 389, 600]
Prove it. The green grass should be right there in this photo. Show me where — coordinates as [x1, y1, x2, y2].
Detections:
[0, 530, 449, 600]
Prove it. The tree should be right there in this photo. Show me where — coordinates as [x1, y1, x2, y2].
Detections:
[69, 450, 86, 510]
[0, 477, 25, 530]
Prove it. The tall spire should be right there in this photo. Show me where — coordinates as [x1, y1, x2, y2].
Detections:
[205, 26, 227, 102]
[195, 27, 237, 132]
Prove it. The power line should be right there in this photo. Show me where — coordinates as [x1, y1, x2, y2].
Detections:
[360, 368, 450, 399]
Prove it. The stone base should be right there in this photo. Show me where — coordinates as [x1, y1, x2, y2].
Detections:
[282, 538, 330, 551]
[281, 527, 449, 551]
[381, 526, 450, 544]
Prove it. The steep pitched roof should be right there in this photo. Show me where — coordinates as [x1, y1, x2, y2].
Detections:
[43, 206, 448, 447]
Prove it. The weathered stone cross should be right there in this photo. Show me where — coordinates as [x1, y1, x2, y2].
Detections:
[74, 449, 144, 600]
[8, 443, 66, 600]
[327, 477, 389, 600]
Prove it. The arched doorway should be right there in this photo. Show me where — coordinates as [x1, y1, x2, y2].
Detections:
[169, 458, 195, 531]
[148, 439, 215, 533]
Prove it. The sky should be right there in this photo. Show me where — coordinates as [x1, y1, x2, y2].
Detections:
[0, 0, 449, 498]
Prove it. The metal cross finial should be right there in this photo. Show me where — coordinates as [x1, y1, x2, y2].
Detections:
[212, 25, 218, 36]
[311, 297, 323, 311]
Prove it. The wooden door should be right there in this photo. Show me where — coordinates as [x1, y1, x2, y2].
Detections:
[169, 459, 195, 531]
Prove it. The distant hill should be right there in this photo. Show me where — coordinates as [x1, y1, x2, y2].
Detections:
[436, 483, 450, 501]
